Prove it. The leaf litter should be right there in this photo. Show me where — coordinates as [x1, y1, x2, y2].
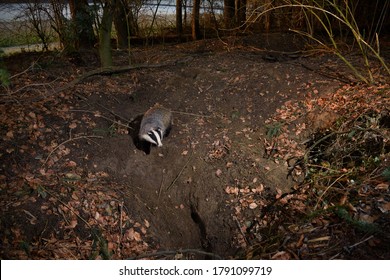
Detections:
[227, 83, 390, 259]
[1, 39, 389, 259]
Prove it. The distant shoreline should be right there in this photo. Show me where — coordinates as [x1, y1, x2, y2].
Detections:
[1, 42, 61, 55]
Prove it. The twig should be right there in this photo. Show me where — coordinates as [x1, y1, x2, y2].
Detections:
[42, 186, 91, 227]
[119, 201, 124, 249]
[9, 60, 39, 80]
[158, 169, 165, 200]
[6, 78, 60, 97]
[171, 110, 212, 118]
[69, 109, 133, 130]
[233, 216, 250, 246]
[93, 101, 133, 124]
[299, 62, 352, 84]
[166, 154, 192, 191]
[314, 171, 351, 210]
[344, 235, 374, 252]
[42, 135, 103, 166]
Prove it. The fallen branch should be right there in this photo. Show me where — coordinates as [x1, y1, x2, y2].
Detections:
[69, 109, 133, 130]
[42, 135, 103, 166]
[56, 62, 176, 94]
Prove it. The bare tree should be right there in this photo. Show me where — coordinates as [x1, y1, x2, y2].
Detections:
[114, 0, 139, 49]
[224, 0, 235, 28]
[44, 0, 72, 51]
[114, 0, 130, 49]
[176, 0, 183, 36]
[23, 1, 52, 51]
[192, 0, 200, 40]
[236, 0, 247, 29]
[99, 0, 116, 67]
[68, 0, 96, 49]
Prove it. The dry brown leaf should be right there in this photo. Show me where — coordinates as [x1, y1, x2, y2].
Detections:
[248, 202, 258, 209]
[296, 234, 305, 248]
[251, 184, 264, 193]
[375, 183, 389, 190]
[66, 220, 78, 229]
[6, 130, 14, 139]
[378, 202, 390, 213]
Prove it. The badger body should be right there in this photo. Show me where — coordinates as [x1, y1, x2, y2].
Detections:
[138, 105, 172, 147]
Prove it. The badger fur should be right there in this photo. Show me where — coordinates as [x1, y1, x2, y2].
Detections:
[139, 105, 172, 148]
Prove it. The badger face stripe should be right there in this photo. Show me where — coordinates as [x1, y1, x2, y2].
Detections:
[147, 129, 163, 147]
[152, 129, 163, 147]
[156, 128, 163, 140]
[140, 133, 158, 146]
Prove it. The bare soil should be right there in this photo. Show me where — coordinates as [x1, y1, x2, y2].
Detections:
[1, 34, 389, 259]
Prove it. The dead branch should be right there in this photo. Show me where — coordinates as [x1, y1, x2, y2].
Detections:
[55, 62, 176, 94]
[69, 109, 133, 130]
[42, 135, 103, 166]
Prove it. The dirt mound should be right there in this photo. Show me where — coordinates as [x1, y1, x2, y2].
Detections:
[2, 36, 387, 259]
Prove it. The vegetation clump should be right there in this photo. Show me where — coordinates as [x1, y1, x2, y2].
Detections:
[244, 84, 390, 259]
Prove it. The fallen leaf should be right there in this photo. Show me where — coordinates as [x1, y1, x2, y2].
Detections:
[6, 130, 14, 139]
[67, 161, 77, 167]
[251, 184, 264, 193]
[378, 202, 390, 213]
[375, 183, 389, 190]
[126, 228, 141, 242]
[249, 202, 258, 209]
[66, 219, 78, 229]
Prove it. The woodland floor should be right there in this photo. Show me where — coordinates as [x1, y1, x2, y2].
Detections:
[1, 34, 389, 259]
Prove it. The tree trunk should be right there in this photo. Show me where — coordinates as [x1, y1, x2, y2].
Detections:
[176, 0, 183, 36]
[191, 0, 200, 40]
[68, 0, 95, 49]
[99, 2, 115, 68]
[224, 0, 235, 29]
[114, 2, 130, 49]
[236, 0, 247, 29]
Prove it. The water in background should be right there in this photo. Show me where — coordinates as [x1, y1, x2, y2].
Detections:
[0, 1, 222, 22]
[0, 3, 70, 22]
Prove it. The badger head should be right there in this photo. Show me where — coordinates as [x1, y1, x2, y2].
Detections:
[141, 128, 163, 147]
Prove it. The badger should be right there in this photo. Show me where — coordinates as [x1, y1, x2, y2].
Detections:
[138, 105, 172, 148]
